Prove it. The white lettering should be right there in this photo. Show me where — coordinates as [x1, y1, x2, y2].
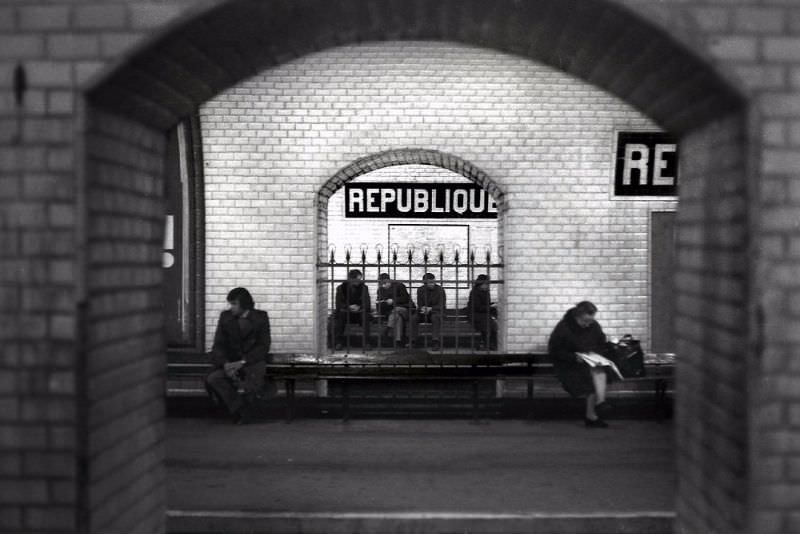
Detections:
[366, 188, 380, 212]
[397, 189, 412, 212]
[623, 143, 649, 185]
[380, 188, 396, 212]
[652, 143, 676, 186]
[469, 189, 485, 212]
[414, 189, 428, 212]
[430, 189, 444, 213]
[452, 190, 468, 214]
[348, 188, 364, 213]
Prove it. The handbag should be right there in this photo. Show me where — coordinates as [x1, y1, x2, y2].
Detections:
[609, 336, 645, 378]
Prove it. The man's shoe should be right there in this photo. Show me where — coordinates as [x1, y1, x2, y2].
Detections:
[584, 417, 609, 428]
[234, 406, 254, 425]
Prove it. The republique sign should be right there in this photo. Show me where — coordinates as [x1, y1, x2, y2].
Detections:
[345, 182, 498, 219]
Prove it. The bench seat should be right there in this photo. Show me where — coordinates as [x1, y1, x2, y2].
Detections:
[168, 351, 674, 421]
[334, 308, 483, 349]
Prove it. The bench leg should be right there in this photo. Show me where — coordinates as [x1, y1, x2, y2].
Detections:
[527, 377, 535, 418]
[654, 378, 667, 421]
[472, 380, 480, 422]
[315, 378, 328, 397]
[342, 380, 350, 422]
[285, 378, 296, 423]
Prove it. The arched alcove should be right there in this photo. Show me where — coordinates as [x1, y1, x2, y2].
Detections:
[316, 149, 505, 352]
[82, 1, 749, 532]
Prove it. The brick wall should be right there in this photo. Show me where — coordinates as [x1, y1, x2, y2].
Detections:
[84, 108, 166, 534]
[0, 1, 199, 529]
[674, 114, 750, 533]
[200, 42, 675, 354]
[3, 0, 800, 533]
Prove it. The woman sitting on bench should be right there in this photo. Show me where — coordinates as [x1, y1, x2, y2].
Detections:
[548, 301, 618, 428]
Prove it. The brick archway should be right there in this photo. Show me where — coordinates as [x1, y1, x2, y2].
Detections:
[318, 148, 504, 206]
[88, 0, 744, 135]
[82, 1, 750, 533]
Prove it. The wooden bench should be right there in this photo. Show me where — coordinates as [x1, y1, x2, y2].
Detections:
[414, 308, 484, 348]
[267, 353, 673, 422]
[268, 355, 530, 421]
[168, 351, 674, 422]
[333, 308, 483, 349]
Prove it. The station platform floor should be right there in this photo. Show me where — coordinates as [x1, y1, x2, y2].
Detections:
[166, 415, 675, 533]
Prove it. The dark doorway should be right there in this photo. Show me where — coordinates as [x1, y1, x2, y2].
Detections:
[650, 211, 676, 354]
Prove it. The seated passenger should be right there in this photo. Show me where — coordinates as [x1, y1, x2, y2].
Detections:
[416, 272, 446, 351]
[377, 273, 413, 348]
[464, 274, 497, 350]
[205, 287, 271, 425]
[333, 269, 372, 350]
[548, 301, 619, 428]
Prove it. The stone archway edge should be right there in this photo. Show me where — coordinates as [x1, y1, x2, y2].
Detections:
[88, 0, 744, 136]
[322, 148, 501, 206]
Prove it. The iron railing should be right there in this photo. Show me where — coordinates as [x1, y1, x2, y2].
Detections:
[319, 244, 503, 353]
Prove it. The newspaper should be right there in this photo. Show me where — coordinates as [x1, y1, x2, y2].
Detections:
[576, 352, 624, 380]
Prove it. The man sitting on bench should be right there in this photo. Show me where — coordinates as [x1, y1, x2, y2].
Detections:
[377, 272, 413, 348]
[416, 272, 446, 351]
[333, 269, 372, 351]
[465, 274, 498, 350]
[205, 287, 271, 425]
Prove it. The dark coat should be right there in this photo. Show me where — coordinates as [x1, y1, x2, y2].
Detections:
[377, 281, 412, 316]
[210, 309, 271, 368]
[417, 284, 446, 312]
[547, 309, 612, 398]
[335, 282, 371, 314]
[464, 286, 494, 318]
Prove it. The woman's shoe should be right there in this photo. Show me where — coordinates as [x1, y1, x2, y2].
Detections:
[584, 417, 609, 428]
[595, 401, 614, 417]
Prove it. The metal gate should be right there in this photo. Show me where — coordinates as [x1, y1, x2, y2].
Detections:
[318, 244, 504, 353]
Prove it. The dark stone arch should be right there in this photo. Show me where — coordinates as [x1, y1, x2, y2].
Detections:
[88, 0, 745, 135]
[81, 1, 754, 533]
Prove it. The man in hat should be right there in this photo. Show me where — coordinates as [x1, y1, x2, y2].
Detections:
[465, 274, 498, 350]
[205, 287, 271, 424]
[333, 269, 372, 350]
[377, 273, 413, 348]
[416, 272, 446, 351]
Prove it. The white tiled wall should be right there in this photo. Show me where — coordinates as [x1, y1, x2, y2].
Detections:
[200, 41, 676, 353]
